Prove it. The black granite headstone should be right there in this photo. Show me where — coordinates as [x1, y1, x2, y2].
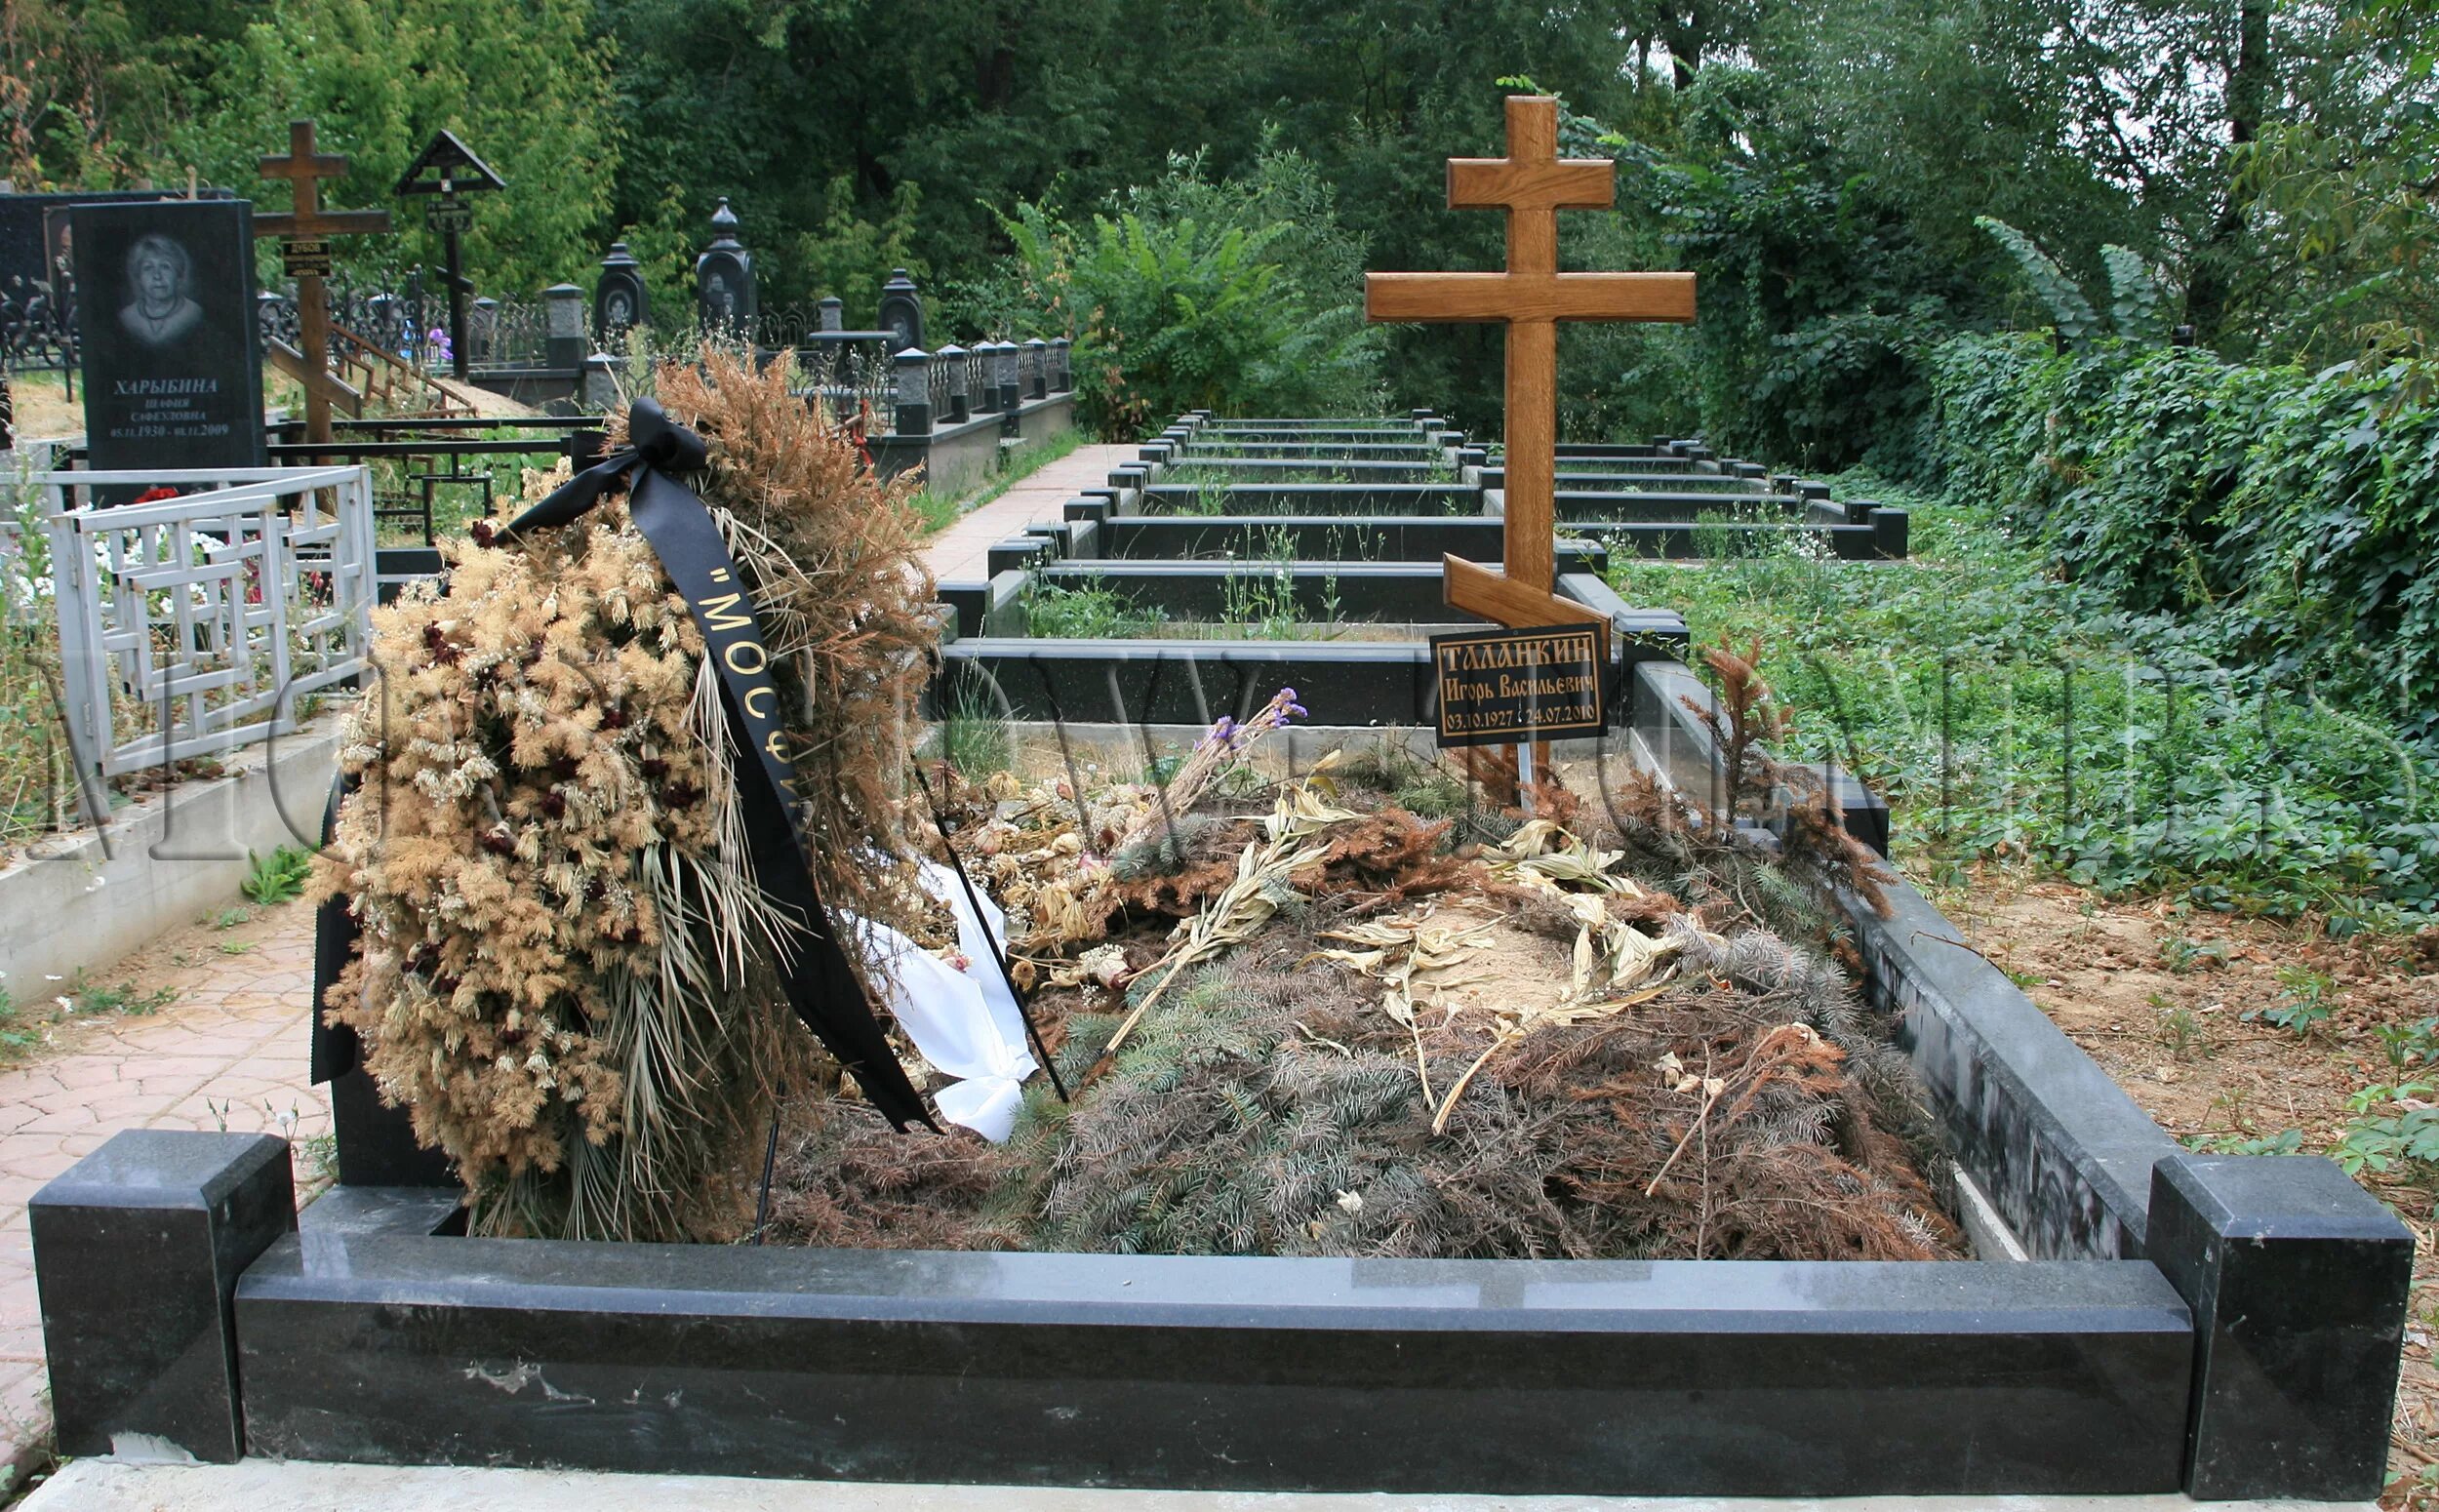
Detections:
[877, 267, 923, 351]
[594, 240, 650, 338]
[70, 199, 265, 479]
[694, 198, 756, 339]
[30, 1130, 296, 1462]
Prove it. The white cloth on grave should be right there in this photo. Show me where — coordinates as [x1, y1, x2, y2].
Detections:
[846, 859, 1037, 1141]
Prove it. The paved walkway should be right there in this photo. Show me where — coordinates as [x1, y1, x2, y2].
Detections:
[0, 889, 328, 1482]
[923, 442, 1136, 580]
[13, 1459, 2380, 1511]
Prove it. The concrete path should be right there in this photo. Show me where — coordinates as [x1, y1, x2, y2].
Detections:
[922, 442, 1136, 580]
[10, 1460, 2379, 1512]
[0, 898, 326, 1487]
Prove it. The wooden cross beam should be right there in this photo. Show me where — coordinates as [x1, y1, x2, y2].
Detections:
[1366, 96, 1695, 641]
[255, 119, 391, 242]
[253, 119, 393, 445]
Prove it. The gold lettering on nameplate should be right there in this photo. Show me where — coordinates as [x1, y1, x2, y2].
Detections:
[1429, 621, 1607, 750]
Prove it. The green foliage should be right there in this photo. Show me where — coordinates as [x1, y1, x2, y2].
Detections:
[2100, 247, 2172, 344]
[933, 689, 1012, 779]
[1926, 333, 2439, 736]
[969, 149, 1384, 437]
[155, 0, 617, 298]
[241, 846, 315, 906]
[1607, 474, 2439, 919]
[2243, 965, 2337, 1034]
[789, 176, 928, 317]
[61, 969, 178, 1016]
[1023, 577, 1161, 639]
[1978, 218, 2102, 344]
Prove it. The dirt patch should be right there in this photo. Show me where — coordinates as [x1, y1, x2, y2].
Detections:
[1929, 861, 2439, 1506]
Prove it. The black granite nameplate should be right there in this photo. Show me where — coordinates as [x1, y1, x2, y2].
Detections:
[1432, 621, 1605, 746]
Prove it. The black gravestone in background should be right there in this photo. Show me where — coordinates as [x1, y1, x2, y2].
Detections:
[71, 199, 266, 482]
[595, 240, 650, 339]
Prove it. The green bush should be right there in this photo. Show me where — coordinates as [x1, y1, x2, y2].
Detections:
[962, 149, 1384, 437]
[1927, 334, 2439, 734]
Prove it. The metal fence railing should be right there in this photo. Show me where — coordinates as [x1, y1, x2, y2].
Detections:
[34, 465, 374, 819]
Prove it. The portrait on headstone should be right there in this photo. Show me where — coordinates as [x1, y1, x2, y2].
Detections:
[116, 234, 205, 348]
[70, 198, 267, 484]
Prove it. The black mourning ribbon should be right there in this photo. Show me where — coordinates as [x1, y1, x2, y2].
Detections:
[312, 398, 937, 1134]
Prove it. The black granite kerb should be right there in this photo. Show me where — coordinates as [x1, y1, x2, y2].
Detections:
[2149, 1153, 2415, 1500]
[233, 1188, 2194, 1495]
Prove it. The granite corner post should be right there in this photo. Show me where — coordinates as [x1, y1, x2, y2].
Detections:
[28, 1130, 298, 1462]
[2146, 1152, 2414, 1501]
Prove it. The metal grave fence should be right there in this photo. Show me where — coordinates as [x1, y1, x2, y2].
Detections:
[33, 466, 376, 820]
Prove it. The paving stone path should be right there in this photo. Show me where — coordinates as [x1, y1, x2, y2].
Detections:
[0, 439, 1135, 1482]
[0, 896, 326, 1482]
[922, 442, 1135, 581]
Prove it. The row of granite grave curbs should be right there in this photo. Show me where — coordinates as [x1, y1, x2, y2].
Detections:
[28, 656, 2412, 1498]
[927, 410, 1901, 729]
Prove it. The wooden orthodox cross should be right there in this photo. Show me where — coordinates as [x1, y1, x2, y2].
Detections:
[1367, 96, 1696, 787]
[256, 119, 393, 444]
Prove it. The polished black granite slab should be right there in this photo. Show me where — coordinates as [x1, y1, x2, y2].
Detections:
[238, 1197, 2193, 1495]
[30, 1131, 295, 1461]
[2150, 1153, 2415, 1500]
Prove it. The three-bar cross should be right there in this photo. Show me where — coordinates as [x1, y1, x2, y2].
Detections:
[1366, 95, 1695, 644]
[256, 118, 393, 444]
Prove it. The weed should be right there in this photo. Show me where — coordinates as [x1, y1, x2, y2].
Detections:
[1024, 577, 1161, 638]
[2152, 994, 2204, 1057]
[61, 969, 177, 1016]
[935, 686, 1013, 777]
[213, 905, 254, 930]
[0, 981, 36, 1058]
[2244, 963, 2335, 1035]
[2377, 1016, 2439, 1074]
[218, 939, 257, 957]
[2158, 935, 2231, 973]
[2333, 1083, 2439, 1177]
[242, 845, 314, 906]
[2191, 1127, 2306, 1156]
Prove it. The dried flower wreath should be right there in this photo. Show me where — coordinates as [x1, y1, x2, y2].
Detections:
[318, 348, 942, 1241]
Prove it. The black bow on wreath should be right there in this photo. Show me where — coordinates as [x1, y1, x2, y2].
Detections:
[312, 399, 937, 1134]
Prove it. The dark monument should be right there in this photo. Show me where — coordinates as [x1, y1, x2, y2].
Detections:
[695, 198, 756, 339]
[594, 240, 649, 339]
[70, 198, 267, 477]
[0, 190, 234, 303]
[394, 128, 506, 380]
[877, 267, 923, 351]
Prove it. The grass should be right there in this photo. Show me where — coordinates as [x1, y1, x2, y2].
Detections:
[912, 428, 1088, 536]
[241, 845, 315, 905]
[1607, 475, 2439, 927]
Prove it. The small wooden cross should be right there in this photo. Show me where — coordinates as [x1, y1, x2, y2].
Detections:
[1367, 96, 1695, 641]
[255, 119, 392, 444]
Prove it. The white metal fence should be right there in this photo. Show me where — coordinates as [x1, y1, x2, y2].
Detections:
[30, 466, 375, 821]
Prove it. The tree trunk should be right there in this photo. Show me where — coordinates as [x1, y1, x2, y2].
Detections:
[2184, 0, 2271, 340]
